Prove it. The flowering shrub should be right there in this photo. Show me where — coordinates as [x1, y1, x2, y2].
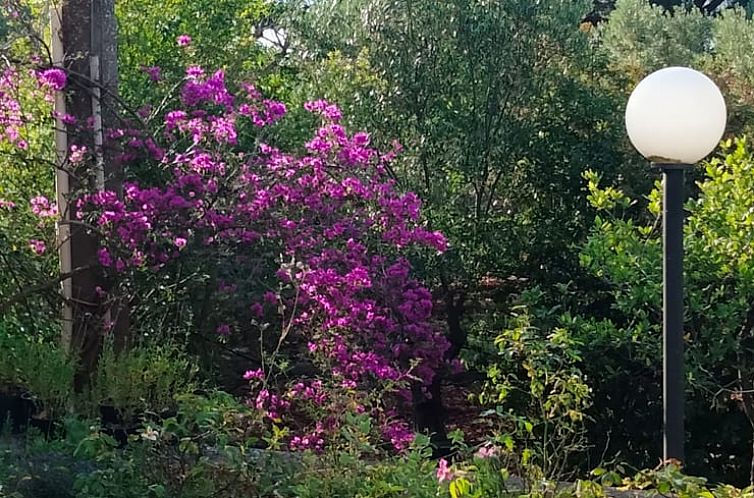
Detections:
[61, 65, 449, 451]
[0, 47, 62, 333]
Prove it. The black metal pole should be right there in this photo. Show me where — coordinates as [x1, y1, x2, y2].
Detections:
[660, 164, 686, 463]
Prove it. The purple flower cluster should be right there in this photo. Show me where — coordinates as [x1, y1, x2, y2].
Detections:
[382, 418, 416, 452]
[141, 65, 162, 82]
[30, 195, 58, 218]
[288, 380, 328, 406]
[0, 68, 25, 147]
[253, 388, 291, 421]
[36, 68, 67, 91]
[28, 239, 46, 255]
[69, 144, 87, 163]
[75, 67, 449, 453]
[177, 34, 192, 47]
[289, 427, 326, 452]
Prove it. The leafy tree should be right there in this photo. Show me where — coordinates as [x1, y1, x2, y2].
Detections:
[0, 8, 59, 335]
[117, 0, 278, 105]
[285, 0, 643, 293]
[599, 0, 754, 137]
[599, 0, 712, 78]
[278, 0, 654, 451]
[588, 0, 752, 23]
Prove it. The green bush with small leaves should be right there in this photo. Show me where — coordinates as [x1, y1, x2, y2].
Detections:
[0, 321, 75, 418]
[87, 342, 199, 423]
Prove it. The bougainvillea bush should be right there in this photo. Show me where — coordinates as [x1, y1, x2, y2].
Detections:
[0, 61, 63, 335]
[1, 50, 451, 452]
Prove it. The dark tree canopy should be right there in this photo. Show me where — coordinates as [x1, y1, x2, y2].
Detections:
[587, 0, 751, 23]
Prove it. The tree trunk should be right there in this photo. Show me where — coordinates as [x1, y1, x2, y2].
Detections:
[57, 0, 123, 391]
[413, 287, 467, 456]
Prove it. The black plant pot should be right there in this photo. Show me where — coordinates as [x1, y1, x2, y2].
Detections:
[29, 415, 59, 438]
[99, 404, 121, 426]
[99, 405, 143, 446]
[0, 392, 36, 433]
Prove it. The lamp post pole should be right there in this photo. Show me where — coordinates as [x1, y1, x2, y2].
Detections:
[625, 66, 726, 465]
[659, 164, 686, 463]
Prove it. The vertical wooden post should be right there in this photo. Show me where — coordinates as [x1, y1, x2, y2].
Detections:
[51, 5, 73, 352]
[57, 0, 124, 390]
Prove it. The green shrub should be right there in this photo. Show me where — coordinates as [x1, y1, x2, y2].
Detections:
[0, 324, 75, 418]
[287, 434, 440, 498]
[88, 342, 199, 423]
[579, 138, 754, 483]
[481, 299, 592, 483]
[74, 391, 296, 498]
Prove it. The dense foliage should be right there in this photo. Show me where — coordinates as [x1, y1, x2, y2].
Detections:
[5, 0, 754, 495]
[284, 0, 639, 286]
[578, 139, 754, 482]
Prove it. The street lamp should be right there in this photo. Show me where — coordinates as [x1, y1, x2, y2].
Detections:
[625, 66, 727, 463]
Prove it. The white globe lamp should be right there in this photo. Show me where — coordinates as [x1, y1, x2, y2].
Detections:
[626, 66, 726, 164]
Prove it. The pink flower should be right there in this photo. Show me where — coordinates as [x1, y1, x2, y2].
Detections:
[174, 237, 187, 249]
[263, 291, 277, 304]
[37, 68, 67, 91]
[57, 112, 77, 125]
[29, 239, 46, 255]
[345, 266, 371, 289]
[475, 445, 499, 459]
[30, 195, 58, 218]
[186, 65, 204, 79]
[98, 248, 112, 267]
[141, 65, 162, 82]
[0, 199, 16, 209]
[382, 420, 415, 452]
[243, 368, 264, 381]
[304, 100, 342, 122]
[436, 458, 454, 483]
[250, 302, 264, 317]
[323, 104, 342, 122]
[177, 34, 192, 47]
[216, 323, 231, 336]
[69, 144, 87, 163]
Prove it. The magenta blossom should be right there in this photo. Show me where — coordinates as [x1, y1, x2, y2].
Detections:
[382, 419, 415, 452]
[436, 458, 454, 483]
[186, 65, 204, 79]
[177, 34, 192, 47]
[69, 144, 87, 163]
[141, 65, 162, 82]
[475, 444, 500, 459]
[98, 248, 113, 267]
[28, 239, 46, 255]
[37, 68, 67, 91]
[30, 195, 58, 218]
[77, 68, 450, 454]
[243, 369, 265, 381]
